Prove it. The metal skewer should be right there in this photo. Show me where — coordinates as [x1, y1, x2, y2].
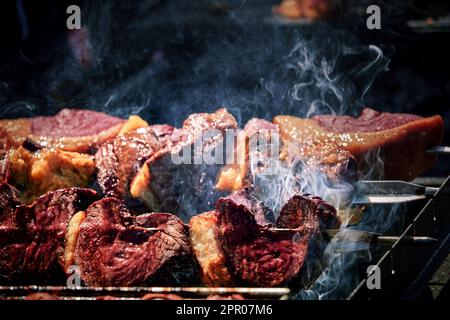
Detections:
[427, 146, 450, 155]
[353, 180, 445, 204]
[324, 229, 438, 246]
[272, 228, 437, 246]
[0, 285, 290, 298]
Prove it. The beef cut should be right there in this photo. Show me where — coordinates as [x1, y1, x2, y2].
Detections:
[0, 109, 125, 153]
[130, 108, 238, 219]
[276, 193, 340, 233]
[95, 125, 174, 200]
[189, 189, 339, 287]
[189, 189, 274, 287]
[0, 184, 98, 280]
[274, 108, 445, 180]
[73, 197, 197, 286]
[216, 190, 308, 287]
[216, 117, 357, 196]
[216, 118, 280, 192]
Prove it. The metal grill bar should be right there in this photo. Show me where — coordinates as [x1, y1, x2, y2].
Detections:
[0, 286, 290, 300]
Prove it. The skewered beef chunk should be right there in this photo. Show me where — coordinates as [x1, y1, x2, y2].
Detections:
[0, 184, 98, 280]
[274, 108, 445, 180]
[130, 108, 237, 219]
[276, 193, 340, 233]
[216, 117, 356, 196]
[6, 146, 95, 203]
[190, 189, 339, 287]
[216, 118, 280, 192]
[218, 188, 275, 225]
[95, 125, 174, 200]
[0, 109, 125, 153]
[73, 197, 197, 286]
[280, 138, 357, 182]
[216, 191, 308, 287]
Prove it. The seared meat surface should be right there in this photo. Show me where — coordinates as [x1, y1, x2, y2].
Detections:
[216, 116, 357, 197]
[276, 193, 340, 233]
[73, 197, 197, 286]
[216, 190, 308, 287]
[0, 109, 125, 153]
[190, 189, 339, 287]
[0, 106, 444, 290]
[0, 183, 98, 280]
[95, 124, 174, 200]
[274, 108, 444, 180]
[130, 108, 237, 219]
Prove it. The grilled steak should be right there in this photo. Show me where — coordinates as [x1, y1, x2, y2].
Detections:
[73, 197, 197, 286]
[216, 191, 308, 287]
[190, 189, 339, 287]
[95, 125, 174, 200]
[274, 108, 445, 180]
[0, 184, 98, 280]
[130, 108, 238, 219]
[0, 109, 125, 153]
[189, 189, 273, 287]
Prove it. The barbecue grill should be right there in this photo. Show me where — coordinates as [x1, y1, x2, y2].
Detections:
[1, 174, 448, 300]
[0, 0, 449, 301]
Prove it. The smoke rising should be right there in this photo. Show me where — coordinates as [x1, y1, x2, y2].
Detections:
[0, 1, 392, 126]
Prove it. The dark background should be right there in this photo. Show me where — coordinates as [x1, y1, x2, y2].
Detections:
[0, 0, 449, 176]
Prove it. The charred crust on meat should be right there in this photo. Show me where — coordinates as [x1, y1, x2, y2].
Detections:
[0, 184, 99, 281]
[189, 188, 339, 287]
[73, 197, 198, 286]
